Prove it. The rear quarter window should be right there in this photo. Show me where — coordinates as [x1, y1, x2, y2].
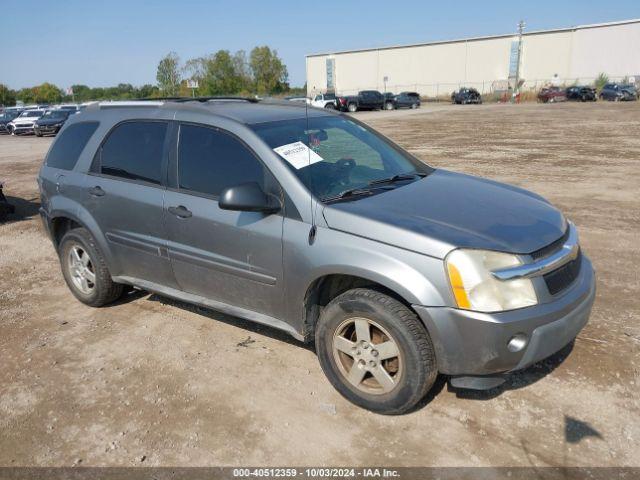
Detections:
[45, 121, 99, 170]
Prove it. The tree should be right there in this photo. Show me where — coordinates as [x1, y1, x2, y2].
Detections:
[33, 83, 63, 103]
[0, 84, 17, 106]
[595, 73, 609, 92]
[156, 52, 182, 96]
[249, 46, 288, 94]
[17, 87, 35, 104]
[202, 50, 248, 95]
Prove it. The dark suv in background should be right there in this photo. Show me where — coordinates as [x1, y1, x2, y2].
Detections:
[34, 109, 73, 137]
[565, 86, 597, 102]
[599, 83, 638, 101]
[451, 88, 482, 104]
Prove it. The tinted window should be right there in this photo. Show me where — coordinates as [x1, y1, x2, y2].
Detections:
[46, 122, 99, 170]
[178, 124, 265, 197]
[100, 121, 167, 185]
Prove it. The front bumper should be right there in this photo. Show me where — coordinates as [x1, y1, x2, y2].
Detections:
[414, 253, 595, 377]
[34, 125, 61, 135]
[12, 124, 35, 134]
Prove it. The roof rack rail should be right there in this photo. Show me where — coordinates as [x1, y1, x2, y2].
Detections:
[134, 96, 260, 103]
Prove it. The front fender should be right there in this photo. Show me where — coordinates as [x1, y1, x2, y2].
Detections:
[282, 220, 452, 333]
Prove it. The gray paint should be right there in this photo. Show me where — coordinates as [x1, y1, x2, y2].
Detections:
[39, 100, 596, 377]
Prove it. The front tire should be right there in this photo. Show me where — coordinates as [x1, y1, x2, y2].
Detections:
[315, 288, 437, 414]
[347, 103, 357, 113]
[59, 227, 124, 307]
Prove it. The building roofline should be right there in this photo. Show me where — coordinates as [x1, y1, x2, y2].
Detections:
[305, 18, 640, 58]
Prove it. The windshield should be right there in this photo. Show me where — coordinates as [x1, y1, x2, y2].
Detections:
[43, 110, 68, 119]
[252, 115, 432, 201]
[19, 110, 44, 118]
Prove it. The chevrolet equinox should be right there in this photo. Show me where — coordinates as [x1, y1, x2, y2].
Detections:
[38, 98, 596, 414]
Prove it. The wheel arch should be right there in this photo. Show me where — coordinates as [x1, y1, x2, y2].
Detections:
[48, 203, 116, 272]
[301, 270, 429, 341]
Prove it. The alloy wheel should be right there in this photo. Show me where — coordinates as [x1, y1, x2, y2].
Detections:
[332, 317, 402, 395]
[67, 244, 96, 294]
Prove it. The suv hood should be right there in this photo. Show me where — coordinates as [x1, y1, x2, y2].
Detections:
[322, 169, 566, 259]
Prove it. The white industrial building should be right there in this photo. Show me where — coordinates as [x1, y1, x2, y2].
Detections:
[306, 18, 640, 97]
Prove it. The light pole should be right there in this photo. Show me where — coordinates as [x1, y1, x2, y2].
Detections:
[513, 20, 526, 102]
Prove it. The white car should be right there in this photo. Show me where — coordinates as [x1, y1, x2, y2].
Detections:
[8, 109, 45, 135]
[309, 93, 337, 109]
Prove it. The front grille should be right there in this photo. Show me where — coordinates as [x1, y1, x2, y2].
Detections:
[530, 228, 569, 260]
[543, 249, 582, 295]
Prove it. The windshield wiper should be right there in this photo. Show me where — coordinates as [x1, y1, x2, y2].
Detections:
[322, 187, 376, 203]
[368, 172, 426, 186]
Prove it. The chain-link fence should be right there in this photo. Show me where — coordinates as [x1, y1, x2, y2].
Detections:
[320, 75, 638, 102]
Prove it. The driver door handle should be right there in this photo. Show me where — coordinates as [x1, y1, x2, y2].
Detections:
[168, 205, 192, 219]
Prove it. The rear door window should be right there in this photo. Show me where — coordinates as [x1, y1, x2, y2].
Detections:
[46, 122, 99, 170]
[98, 121, 168, 185]
[177, 124, 266, 197]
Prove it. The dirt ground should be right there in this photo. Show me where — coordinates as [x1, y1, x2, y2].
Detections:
[0, 102, 638, 467]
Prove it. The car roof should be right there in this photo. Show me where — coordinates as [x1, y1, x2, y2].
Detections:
[82, 99, 334, 126]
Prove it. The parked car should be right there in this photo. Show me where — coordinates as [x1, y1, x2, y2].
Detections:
[57, 104, 81, 112]
[619, 84, 639, 99]
[39, 99, 595, 414]
[284, 96, 307, 104]
[0, 110, 21, 134]
[452, 88, 482, 104]
[395, 91, 421, 109]
[383, 92, 396, 110]
[0, 181, 15, 219]
[537, 87, 567, 103]
[599, 83, 637, 101]
[309, 93, 337, 109]
[565, 86, 597, 102]
[336, 90, 385, 112]
[33, 110, 73, 137]
[7, 109, 45, 135]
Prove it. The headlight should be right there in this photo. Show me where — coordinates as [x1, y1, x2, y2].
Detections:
[445, 249, 537, 312]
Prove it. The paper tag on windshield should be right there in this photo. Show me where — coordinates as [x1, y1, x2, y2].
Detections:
[273, 141, 323, 170]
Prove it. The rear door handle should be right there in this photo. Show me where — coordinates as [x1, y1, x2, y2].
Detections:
[168, 205, 192, 218]
[89, 186, 105, 197]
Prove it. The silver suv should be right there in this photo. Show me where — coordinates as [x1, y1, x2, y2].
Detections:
[38, 98, 595, 414]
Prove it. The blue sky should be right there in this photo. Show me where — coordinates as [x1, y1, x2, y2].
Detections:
[1, 0, 638, 89]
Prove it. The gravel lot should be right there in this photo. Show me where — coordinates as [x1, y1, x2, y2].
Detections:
[0, 102, 638, 467]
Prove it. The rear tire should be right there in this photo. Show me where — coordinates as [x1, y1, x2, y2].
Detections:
[315, 288, 437, 414]
[324, 103, 335, 109]
[384, 102, 394, 110]
[411, 103, 418, 109]
[347, 103, 357, 113]
[58, 227, 124, 307]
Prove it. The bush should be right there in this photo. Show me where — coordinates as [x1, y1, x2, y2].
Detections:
[594, 73, 609, 92]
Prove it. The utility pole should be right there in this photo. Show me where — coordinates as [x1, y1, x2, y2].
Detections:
[513, 20, 525, 102]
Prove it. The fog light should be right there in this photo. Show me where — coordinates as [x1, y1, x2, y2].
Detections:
[507, 334, 528, 353]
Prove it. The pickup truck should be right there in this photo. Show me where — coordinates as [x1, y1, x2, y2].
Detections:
[336, 90, 385, 112]
[309, 93, 337, 109]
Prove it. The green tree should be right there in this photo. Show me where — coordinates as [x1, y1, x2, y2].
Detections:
[594, 73, 609, 92]
[249, 46, 288, 94]
[17, 87, 36, 104]
[0, 84, 17, 106]
[202, 50, 248, 95]
[70, 84, 92, 102]
[156, 52, 182, 96]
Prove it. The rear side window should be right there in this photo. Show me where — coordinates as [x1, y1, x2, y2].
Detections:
[99, 121, 167, 185]
[178, 124, 265, 197]
[46, 122, 99, 170]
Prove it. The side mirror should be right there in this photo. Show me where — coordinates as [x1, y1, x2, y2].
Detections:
[219, 182, 281, 214]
